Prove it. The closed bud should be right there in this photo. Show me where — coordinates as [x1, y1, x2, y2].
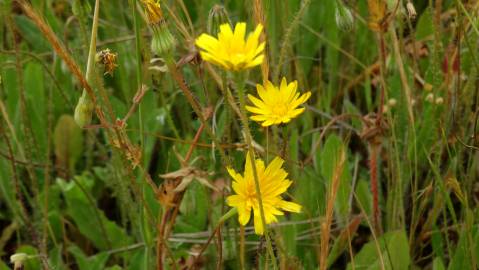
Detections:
[426, 93, 434, 103]
[388, 98, 397, 107]
[74, 94, 94, 128]
[207, 5, 231, 35]
[151, 23, 177, 56]
[406, 2, 417, 20]
[10, 253, 28, 270]
[335, 0, 354, 32]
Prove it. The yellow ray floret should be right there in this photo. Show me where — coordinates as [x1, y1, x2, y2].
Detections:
[141, 0, 163, 25]
[226, 152, 301, 235]
[246, 77, 311, 127]
[195, 22, 265, 71]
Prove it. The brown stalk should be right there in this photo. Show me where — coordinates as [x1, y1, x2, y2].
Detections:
[252, 0, 270, 82]
[319, 148, 346, 270]
[319, 149, 346, 270]
[157, 121, 207, 269]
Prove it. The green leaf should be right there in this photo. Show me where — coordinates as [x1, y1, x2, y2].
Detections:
[347, 230, 410, 270]
[320, 135, 351, 223]
[448, 226, 479, 270]
[57, 175, 132, 250]
[68, 245, 110, 270]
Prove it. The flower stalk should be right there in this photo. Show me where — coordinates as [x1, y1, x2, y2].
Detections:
[233, 72, 278, 269]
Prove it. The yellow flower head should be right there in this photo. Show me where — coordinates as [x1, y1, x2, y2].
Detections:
[141, 0, 163, 25]
[226, 153, 301, 235]
[246, 78, 311, 126]
[195, 22, 265, 71]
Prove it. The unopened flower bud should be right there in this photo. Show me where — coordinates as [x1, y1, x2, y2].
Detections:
[382, 105, 389, 113]
[406, 2, 417, 20]
[335, 1, 354, 32]
[388, 98, 397, 107]
[74, 94, 94, 128]
[207, 5, 231, 35]
[10, 253, 28, 270]
[151, 23, 177, 56]
[426, 93, 434, 103]
[424, 83, 433, 91]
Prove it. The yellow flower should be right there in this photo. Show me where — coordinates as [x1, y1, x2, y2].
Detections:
[246, 78, 311, 126]
[226, 153, 301, 235]
[195, 22, 265, 71]
[141, 0, 163, 25]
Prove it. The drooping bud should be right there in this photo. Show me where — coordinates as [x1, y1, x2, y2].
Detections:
[335, 0, 354, 32]
[10, 253, 28, 270]
[74, 93, 94, 128]
[207, 5, 231, 35]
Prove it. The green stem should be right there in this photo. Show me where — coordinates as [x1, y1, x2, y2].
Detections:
[130, 1, 150, 268]
[233, 72, 278, 270]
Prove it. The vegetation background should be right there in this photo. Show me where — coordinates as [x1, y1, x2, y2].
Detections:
[0, 0, 478, 269]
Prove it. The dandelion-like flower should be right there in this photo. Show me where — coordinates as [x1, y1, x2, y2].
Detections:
[141, 0, 163, 25]
[226, 153, 301, 235]
[246, 78, 311, 126]
[195, 22, 265, 71]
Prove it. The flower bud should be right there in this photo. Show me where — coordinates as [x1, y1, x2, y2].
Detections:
[207, 5, 231, 35]
[10, 253, 28, 270]
[151, 23, 177, 56]
[388, 98, 397, 107]
[406, 2, 417, 20]
[74, 94, 94, 128]
[335, 0, 354, 32]
[426, 93, 434, 103]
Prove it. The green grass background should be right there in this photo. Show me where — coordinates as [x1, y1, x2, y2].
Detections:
[1, 0, 479, 269]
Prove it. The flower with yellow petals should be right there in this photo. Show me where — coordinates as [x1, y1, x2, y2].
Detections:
[195, 22, 265, 71]
[141, 0, 163, 25]
[246, 78, 311, 126]
[226, 153, 301, 235]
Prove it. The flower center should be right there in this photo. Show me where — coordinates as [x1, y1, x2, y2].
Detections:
[271, 103, 288, 116]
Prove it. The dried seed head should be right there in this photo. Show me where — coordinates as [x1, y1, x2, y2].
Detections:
[335, 1, 354, 32]
[96, 49, 118, 76]
[207, 5, 231, 35]
[435, 97, 444, 105]
[406, 2, 417, 20]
